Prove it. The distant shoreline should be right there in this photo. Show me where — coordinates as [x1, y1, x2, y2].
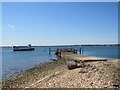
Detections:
[0, 44, 119, 48]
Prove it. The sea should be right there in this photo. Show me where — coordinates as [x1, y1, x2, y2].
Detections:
[1, 45, 119, 80]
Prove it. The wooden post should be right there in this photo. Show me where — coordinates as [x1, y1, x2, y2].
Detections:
[80, 48, 81, 55]
[73, 49, 77, 54]
[82, 47, 84, 55]
[76, 50, 77, 54]
[49, 48, 51, 54]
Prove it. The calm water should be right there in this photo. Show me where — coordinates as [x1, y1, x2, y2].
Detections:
[1, 46, 119, 80]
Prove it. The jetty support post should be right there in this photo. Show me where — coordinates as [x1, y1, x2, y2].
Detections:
[80, 47, 84, 55]
[79, 48, 81, 55]
[82, 47, 84, 55]
[75, 50, 77, 54]
[55, 48, 61, 57]
[73, 49, 77, 54]
[49, 48, 51, 54]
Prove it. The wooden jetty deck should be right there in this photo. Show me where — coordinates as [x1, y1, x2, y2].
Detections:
[60, 52, 107, 70]
[55, 48, 107, 70]
[60, 52, 107, 62]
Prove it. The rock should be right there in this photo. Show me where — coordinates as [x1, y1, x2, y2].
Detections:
[67, 61, 77, 70]
[79, 69, 88, 73]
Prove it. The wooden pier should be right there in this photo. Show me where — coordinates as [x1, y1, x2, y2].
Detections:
[60, 52, 107, 62]
[55, 48, 107, 70]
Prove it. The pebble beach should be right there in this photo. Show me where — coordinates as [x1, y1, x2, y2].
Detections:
[2, 58, 120, 89]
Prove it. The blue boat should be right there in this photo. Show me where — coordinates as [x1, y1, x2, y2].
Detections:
[12, 44, 34, 51]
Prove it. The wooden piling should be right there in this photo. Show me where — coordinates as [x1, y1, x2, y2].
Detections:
[79, 48, 81, 55]
[82, 47, 84, 55]
[49, 48, 51, 54]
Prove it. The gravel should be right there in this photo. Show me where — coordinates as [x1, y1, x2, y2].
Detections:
[2, 59, 120, 88]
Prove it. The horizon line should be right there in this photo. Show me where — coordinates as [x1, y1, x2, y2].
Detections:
[0, 43, 119, 47]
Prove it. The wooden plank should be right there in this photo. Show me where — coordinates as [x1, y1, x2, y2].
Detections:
[61, 52, 107, 62]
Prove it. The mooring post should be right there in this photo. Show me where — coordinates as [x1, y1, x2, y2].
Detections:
[82, 47, 84, 55]
[49, 48, 51, 54]
[73, 49, 77, 54]
[75, 50, 77, 54]
[80, 48, 81, 55]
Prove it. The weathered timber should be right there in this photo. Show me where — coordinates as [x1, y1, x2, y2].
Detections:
[55, 48, 75, 56]
[60, 52, 107, 70]
[55, 48, 107, 70]
[61, 52, 107, 62]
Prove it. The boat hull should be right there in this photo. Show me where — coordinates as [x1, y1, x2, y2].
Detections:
[13, 48, 34, 51]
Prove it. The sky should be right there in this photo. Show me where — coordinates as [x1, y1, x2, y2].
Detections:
[2, 2, 118, 46]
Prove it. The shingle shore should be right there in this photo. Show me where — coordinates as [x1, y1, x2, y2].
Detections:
[2, 58, 120, 88]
